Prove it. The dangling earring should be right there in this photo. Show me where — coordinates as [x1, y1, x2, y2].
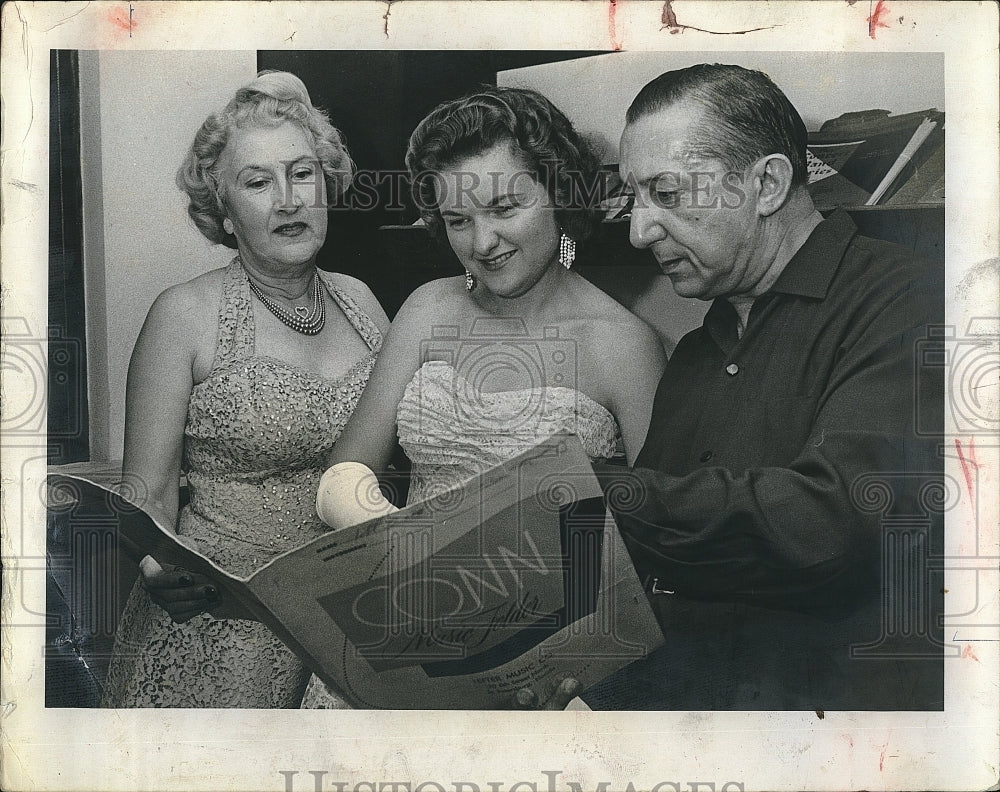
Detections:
[558, 232, 576, 270]
[465, 270, 476, 291]
[223, 217, 235, 235]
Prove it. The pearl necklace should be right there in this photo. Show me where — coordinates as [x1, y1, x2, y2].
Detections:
[241, 259, 326, 336]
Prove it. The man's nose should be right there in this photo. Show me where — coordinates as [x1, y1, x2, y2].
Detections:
[629, 206, 666, 249]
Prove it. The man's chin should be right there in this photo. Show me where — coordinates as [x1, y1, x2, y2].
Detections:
[664, 274, 710, 300]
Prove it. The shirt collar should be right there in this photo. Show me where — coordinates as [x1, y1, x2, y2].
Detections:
[768, 208, 858, 299]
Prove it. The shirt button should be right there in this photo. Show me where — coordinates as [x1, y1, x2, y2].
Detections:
[700, 450, 714, 462]
[725, 363, 740, 376]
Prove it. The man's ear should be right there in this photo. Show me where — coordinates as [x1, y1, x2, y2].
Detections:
[751, 154, 794, 217]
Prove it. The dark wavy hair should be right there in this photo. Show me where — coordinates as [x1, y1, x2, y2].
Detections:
[626, 63, 809, 187]
[176, 71, 355, 248]
[405, 86, 602, 242]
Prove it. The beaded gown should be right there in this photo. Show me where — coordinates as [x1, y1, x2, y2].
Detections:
[299, 358, 620, 708]
[397, 360, 621, 501]
[101, 260, 382, 708]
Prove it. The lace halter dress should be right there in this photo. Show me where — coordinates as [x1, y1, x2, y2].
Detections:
[101, 260, 382, 708]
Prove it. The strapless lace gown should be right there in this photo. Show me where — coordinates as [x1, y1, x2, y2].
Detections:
[398, 360, 621, 501]
[299, 359, 620, 708]
[101, 260, 382, 708]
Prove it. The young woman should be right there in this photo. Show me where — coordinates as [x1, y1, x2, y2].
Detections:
[326, 86, 665, 495]
[301, 87, 666, 709]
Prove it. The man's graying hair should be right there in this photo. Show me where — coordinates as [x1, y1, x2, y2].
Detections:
[626, 63, 809, 187]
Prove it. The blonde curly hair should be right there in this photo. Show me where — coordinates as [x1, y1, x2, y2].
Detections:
[176, 70, 355, 248]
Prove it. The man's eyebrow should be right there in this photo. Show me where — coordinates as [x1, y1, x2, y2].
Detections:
[635, 172, 683, 188]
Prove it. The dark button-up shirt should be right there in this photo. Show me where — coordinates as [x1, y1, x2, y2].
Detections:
[589, 210, 944, 710]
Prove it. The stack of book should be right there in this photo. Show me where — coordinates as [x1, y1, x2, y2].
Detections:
[596, 107, 944, 219]
[807, 108, 945, 209]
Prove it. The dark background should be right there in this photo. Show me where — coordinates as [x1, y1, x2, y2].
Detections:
[258, 51, 609, 290]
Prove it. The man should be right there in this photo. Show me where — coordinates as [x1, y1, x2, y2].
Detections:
[588, 64, 944, 710]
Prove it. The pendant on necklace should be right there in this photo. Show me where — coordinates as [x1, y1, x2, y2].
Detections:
[294, 306, 309, 318]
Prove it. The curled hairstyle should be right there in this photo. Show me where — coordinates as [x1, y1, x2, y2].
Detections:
[177, 70, 355, 248]
[405, 86, 602, 242]
[626, 63, 809, 187]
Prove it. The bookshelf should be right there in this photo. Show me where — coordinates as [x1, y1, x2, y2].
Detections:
[361, 107, 945, 335]
[363, 202, 943, 357]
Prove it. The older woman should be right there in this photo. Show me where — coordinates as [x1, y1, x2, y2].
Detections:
[100, 71, 388, 708]
[302, 87, 666, 708]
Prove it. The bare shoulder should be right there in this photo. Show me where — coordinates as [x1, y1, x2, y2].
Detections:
[601, 305, 663, 356]
[405, 276, 466, 307]
[144, 267, 227, 335]
[575, 281, 664, 358]
[393, 276, 467, 326]
[606, 314, 666, 373]
[322, 271, 390, 331]
[565, 290, 666, 410]
[130, 268, 229, 378]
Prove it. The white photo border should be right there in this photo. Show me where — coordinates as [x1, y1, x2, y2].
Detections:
[2, 2, 998, 791]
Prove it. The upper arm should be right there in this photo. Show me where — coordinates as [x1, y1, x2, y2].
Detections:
[603, 319, 667, 465]
[327, 281, 441, 472]
[122, 285, 204, 530]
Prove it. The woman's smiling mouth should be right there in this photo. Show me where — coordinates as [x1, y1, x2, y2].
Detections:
[479, 250, 516, 270]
